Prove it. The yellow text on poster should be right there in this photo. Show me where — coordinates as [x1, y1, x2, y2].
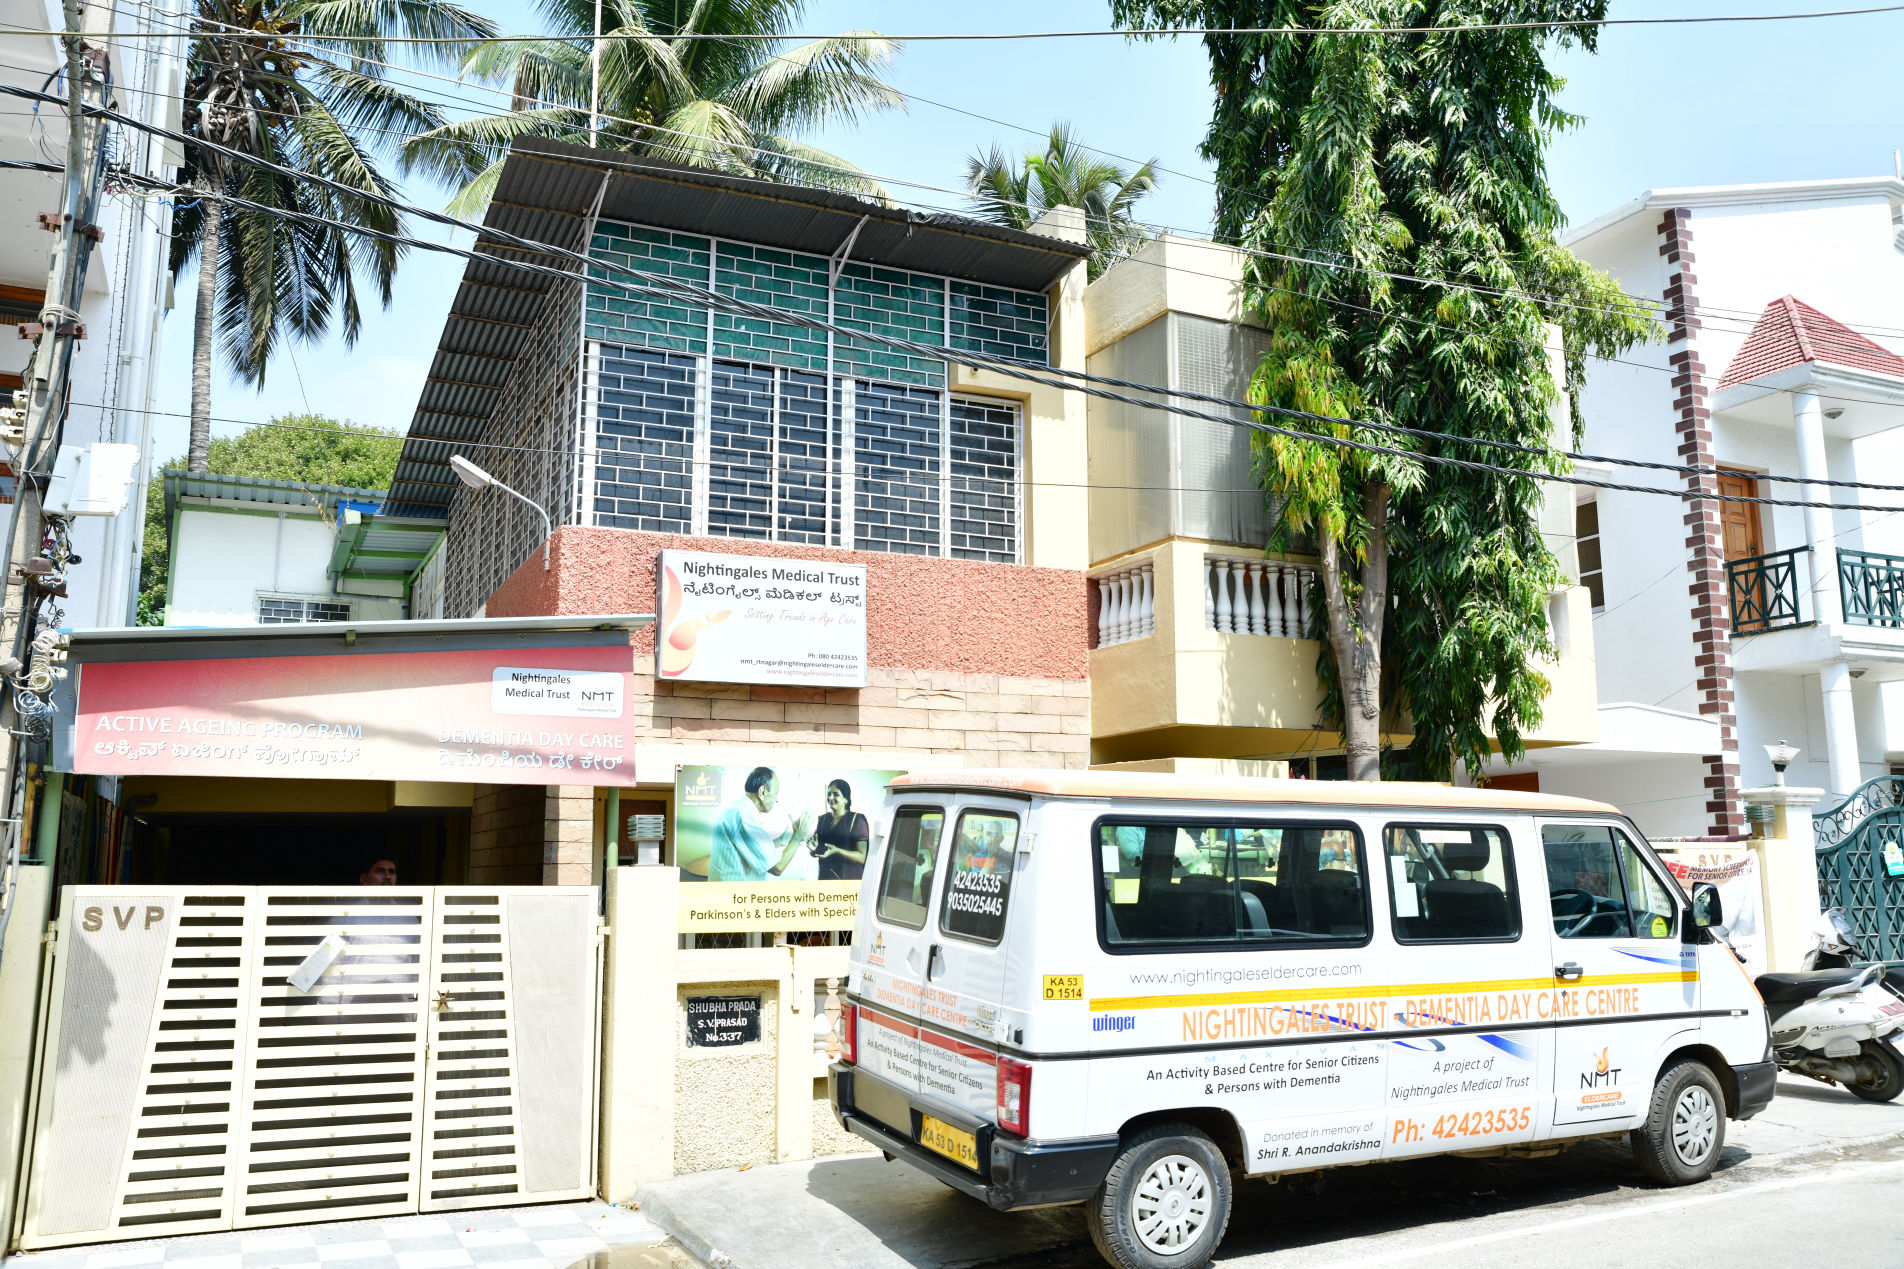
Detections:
[678, 880, 860, 932]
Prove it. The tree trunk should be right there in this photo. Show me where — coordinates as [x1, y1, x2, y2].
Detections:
[189, 188, 222, 473]
[1317, 482, 1391, 781]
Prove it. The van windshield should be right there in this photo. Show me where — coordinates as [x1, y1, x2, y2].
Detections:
[1097, 820, 1368, 947]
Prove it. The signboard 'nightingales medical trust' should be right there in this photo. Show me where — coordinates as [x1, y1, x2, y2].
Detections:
[655, 548, 868, 688]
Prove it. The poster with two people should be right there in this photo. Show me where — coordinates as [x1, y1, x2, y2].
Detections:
[674, 763, 906, 884]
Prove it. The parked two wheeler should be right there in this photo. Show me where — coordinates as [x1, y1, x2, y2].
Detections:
[1746, 907, 1904, 1102]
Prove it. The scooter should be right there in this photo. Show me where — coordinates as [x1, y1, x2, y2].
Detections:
[1748, 907, 1904, 1102]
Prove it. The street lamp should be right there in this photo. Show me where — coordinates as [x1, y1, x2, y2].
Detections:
[1764, 739, 1800, 786]
[450, 454, 553, 570]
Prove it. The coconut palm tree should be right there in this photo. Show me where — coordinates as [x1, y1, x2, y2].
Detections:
[964, 123, 1160, 279]
[400, 0, 904, 218]
[171, 0, 496, 471]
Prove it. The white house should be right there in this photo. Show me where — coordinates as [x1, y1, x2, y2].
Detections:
[1479, 178, 1904, 838]
[161, 471, 442, 626]
[1, 0, 189, 628]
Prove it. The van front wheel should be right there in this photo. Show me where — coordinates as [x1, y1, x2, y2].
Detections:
[1088, 1123, 1232, 1269]
[1630, 1058, 1726, 1185]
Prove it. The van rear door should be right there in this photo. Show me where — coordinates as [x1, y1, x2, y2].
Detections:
[853, 804, 947, 1112]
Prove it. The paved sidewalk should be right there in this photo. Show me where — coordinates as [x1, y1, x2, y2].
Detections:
[634, 1074, 1904, 1269]
[2, 1201, 666, 1269]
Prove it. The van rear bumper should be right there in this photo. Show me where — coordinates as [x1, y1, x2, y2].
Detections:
[1731, 1060, 1777, 1120]
[829, 1063, 1117, 1211]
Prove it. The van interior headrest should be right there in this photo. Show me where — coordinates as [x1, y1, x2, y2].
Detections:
[1440, 836, 1491, 873]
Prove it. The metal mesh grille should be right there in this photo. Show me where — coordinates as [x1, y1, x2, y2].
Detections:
[948, 396, 1021, 563]
[707, 362, 776, 539]
[853, 381, 942, 555]
[591, 345, 697, 534]
[257, 597, 351, 624]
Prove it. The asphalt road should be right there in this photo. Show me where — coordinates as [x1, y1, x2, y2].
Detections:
[990, 1133, 1904, 1269]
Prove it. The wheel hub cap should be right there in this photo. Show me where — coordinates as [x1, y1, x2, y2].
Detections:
[1672, 1085, 1718, 1166]
[1131, 1153, 1212, 1255]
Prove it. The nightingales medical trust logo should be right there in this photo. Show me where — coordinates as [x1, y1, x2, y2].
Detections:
[1582, 1047, 1622, 1090]
[680, 768, 722, 807]
[658, 563, 732, 678]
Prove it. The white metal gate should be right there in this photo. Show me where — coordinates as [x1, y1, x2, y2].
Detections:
[16, 887, 601, 1251]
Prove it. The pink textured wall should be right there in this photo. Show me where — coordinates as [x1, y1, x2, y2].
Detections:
[486, 527, 1089, 679]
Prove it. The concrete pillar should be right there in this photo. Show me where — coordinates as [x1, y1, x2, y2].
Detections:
[599, 866, 679, 1199]
[543, 784, 597, 885]
[1743, 785, 1825, 971]
[1817, 662, 1863, 797]
[1793, 387, 1843, 624]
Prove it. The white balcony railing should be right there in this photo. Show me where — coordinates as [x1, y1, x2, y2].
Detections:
[1206, 556, 1316, 637]
[1095, 560, 1155, 648]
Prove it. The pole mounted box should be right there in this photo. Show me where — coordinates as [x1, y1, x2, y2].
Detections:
[44, 443, 139, 517]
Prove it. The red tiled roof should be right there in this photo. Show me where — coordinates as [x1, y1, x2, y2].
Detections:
[1717, 295, 1904, 390]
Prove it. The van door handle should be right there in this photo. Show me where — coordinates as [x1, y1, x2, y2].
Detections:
[1555, 962, 1584, 982]
[926, 944, 944, 981]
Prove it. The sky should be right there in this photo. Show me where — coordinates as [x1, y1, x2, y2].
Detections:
[145, 0, 1904, 464]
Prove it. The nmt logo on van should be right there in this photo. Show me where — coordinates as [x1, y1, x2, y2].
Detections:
[1092, 1014, 1136, 1034]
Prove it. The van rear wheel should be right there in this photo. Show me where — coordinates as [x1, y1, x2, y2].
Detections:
[1630, 1058, 1726, 1185]
[1088, 1123, 1232, 1269]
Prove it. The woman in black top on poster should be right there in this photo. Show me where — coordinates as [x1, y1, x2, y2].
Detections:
[811, 778, 870, 881]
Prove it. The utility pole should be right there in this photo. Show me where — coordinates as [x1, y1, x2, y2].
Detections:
[0, 0, 115, 953]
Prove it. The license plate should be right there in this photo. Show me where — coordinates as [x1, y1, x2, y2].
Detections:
[919, 1115, 979, 1170]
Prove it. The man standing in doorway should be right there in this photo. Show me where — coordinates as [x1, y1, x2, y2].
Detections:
[710, 767, 813, 881]
[359, 856, 398, 886]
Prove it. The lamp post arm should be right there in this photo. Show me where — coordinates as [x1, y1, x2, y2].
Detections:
[495, 481, 554, 570]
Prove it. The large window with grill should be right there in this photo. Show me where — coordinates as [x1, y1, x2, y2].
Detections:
[587, 342, 1022, 562]
[257, 595, 352, 624]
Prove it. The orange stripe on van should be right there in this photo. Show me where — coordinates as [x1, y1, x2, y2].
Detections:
[1087, 971, 1698, 1013]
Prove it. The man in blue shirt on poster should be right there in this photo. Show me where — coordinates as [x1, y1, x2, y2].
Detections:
[710, 767, 813, 881]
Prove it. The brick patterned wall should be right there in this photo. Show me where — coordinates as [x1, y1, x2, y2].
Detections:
[1659, 208, 1742, 835]
[544, 786, 595, 885]
[468, 784, 547, 884]
[624, 654, 1090, 767]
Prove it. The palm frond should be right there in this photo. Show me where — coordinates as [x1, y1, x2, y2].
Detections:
[289, 0, 499, 72]
[748, 134, 892, 203]
[719, 32, 904, 135]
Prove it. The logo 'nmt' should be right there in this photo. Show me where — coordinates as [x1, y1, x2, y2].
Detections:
[1581, 1046, 1622, 1089]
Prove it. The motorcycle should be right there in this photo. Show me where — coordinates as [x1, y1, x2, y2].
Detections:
[1740, 904, 1904, 1102]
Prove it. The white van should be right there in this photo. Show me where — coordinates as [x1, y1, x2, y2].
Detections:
[829, 771, 1772, 1269]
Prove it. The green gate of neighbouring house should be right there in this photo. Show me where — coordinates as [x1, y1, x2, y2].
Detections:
[1815, 776, 1904, 965]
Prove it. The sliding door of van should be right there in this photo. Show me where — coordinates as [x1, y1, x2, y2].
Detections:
[854, 805, 947, 1112]
[1538, 821, 1698, 1130]
[1378, 821, 1548, 1158]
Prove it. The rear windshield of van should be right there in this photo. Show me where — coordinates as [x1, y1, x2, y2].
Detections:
[875, 806, 945, 930]
[1095, 819, 1369, 948]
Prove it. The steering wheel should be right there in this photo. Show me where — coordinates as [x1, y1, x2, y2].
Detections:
[1550, 888, 1603, 937]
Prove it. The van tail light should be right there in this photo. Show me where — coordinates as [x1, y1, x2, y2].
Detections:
[840, 1003, 858, 1065]
[996, 1057, 1032, 1137]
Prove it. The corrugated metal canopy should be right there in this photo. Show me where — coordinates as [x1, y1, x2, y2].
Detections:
[386, 139, 1091, 518]
[163, 469, 388, 529]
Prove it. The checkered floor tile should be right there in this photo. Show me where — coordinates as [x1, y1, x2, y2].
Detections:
[3, 1201, 665, 1269]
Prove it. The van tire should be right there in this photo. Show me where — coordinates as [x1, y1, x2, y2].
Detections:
[1088, 1123, 1232, 1269]
[1630, 1058, 1726, 1185]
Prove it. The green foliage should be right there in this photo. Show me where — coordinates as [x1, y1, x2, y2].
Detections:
[170, 0, 496, 386]
[136, 415, 403, 625]
[1113, 0, 1657, 780]
[400, 1, 904, 216]
[963, 123, 1160, 279]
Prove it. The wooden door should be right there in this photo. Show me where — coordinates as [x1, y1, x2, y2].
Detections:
[1717, 469, 1763, 561]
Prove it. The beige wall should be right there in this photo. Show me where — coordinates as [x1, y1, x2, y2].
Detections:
[1085, 234, 1260, 356]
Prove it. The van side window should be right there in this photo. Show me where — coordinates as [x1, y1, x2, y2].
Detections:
[939, 811, 1018, 944]
[1542, 824, 1676, 939]
[875, 807, 945, 931]
[1383, 825, 1519, 943]
[1096, 820, 1368, 948]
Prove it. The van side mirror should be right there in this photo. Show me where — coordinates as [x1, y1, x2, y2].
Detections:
[1691, 883, 1723, 930]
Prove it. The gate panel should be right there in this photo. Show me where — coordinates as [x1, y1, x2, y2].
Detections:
[232, 889, 433, 1228]
[21, 889, 249, 1250]
[419, 888, 599, 1210]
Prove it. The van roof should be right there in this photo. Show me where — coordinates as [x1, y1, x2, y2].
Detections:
[886, 769, 1620, 816]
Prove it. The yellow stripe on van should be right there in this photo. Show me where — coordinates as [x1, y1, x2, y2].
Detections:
[1087, 970, 1698, 1014]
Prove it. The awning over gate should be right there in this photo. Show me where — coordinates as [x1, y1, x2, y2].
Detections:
[56, 614, 653, 787]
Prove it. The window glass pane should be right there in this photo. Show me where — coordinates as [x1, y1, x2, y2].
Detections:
[949, 397, 1020, 563]
[1542, 824, 1634, 938]
[1575, 500, 1600, 537]
[1583, 572, 1606, 610]
[592, 345, 695, 533]
[875, 807, 944, 930]
[940, 811, 1019, 944]
[1098, 821, 1366, 946]
[1384, 826, 1519, 942]
[1576, 536, 1602, 575]
[1619, 831, 1678, 939]
[706, 361, 775, 538]
[854, 380, 942, 556]
[776, 370, 832, 545]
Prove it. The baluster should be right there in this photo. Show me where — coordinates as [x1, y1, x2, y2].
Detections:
[1110, 570, 1131, 645]
[1213, 559, 1234, 633]
[1296, 565, 1314, 635]
[1246, 562, 1267, 635]
[1264, 565, 1286, 637]
[1097, 571, 1114, 649]
[1203, 558, 1218, 631]
[1137, 565, 1155, 638]
[1272, 563, 1295, 635]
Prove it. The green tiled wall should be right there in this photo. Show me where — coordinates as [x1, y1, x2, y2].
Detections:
[584, 218, 1048, 387]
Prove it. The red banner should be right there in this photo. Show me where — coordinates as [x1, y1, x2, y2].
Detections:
[75, 645, 639, 785]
